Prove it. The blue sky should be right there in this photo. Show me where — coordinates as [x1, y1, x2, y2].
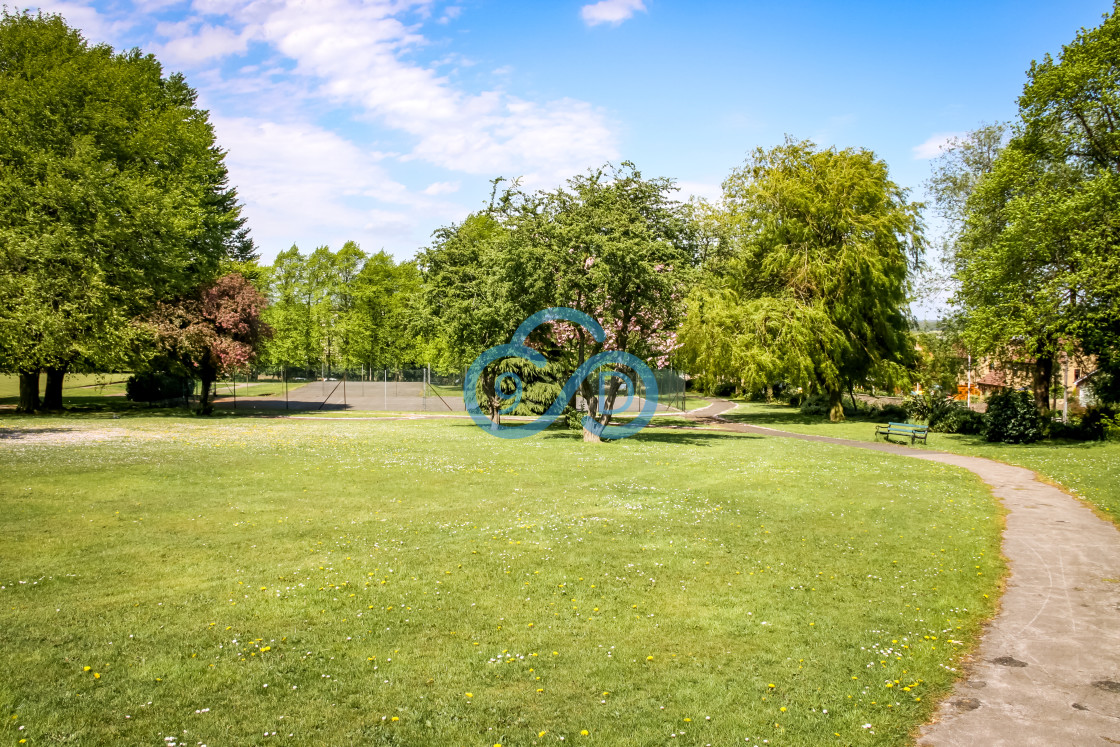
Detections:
[28, 0, 1116, 285]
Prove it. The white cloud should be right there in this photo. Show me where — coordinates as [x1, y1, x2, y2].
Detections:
[580, 0, 646, 27]
[423, 181, 460, 195]
[912, 132, 965, 160]
[210, 116, 459, 258]
[187, 0, 618, 184]
[154, 22, 253, 65]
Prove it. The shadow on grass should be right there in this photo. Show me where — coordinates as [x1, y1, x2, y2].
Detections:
[720, 402, 889, 427]
[0, 397, 288, 420]
[0, 425, 78, 439]
[434, 417, 758, 446]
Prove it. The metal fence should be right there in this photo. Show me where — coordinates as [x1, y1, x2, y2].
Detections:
[211, 366, 463, 412]
[210, 365, 687, 414]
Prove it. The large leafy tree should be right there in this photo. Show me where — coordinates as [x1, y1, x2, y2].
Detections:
[0, 10, 253, 411]
[418, 195, 552, 426]
[344, 251, 423, 372]
[533, 162, 699, 439]
[944, 4, 1120, 410]
[682, 139, 924, 421]
[261, 246, 312, 375]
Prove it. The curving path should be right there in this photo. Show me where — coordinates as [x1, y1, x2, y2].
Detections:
[689, 400, 1120, 746]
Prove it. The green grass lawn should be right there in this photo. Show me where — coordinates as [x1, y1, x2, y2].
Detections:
[725, 401, 1120, 523]
[0, 414, 1002, 746]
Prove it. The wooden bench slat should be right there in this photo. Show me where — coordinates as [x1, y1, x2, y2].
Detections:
[874, 421, 928, 444]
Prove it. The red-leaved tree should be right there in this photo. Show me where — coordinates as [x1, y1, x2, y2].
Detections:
[147, 273, 270, 414]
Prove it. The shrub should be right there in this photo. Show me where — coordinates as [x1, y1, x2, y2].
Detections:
[931, 405, 986, 434]
[787, 392, 806, 407]
[1050, 405, 1119, 441]
[867, 403, 909, 423]
[126, 372, 193, 405]
[564, 407, 586, 431]
[902, 393, 957, 429]
[984, 389, 1043, 443]
[799, 392, 864, 417]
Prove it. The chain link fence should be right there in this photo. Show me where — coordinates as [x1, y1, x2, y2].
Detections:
[210, 365, 687, 414]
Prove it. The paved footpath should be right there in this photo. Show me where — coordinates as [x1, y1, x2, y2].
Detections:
[688, 400, 1120, 746]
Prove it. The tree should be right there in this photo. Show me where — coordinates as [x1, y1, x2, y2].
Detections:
[145, 273, 270, 414]
[260, 246, 310, 375]
[681, 139, 924, 421]
[419, 197, 550, 427]
[532, 162, 699, 440]
[941, 4, 1120, 411]
[0, 10, 253, 412]
[344, 251, 423, 372]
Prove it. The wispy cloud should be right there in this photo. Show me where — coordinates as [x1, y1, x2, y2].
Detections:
[211, 116, 461, 253]
[166, 0, 618, 183]
[912, 132, 965, 160]
[580, 0, 647, 27]
[29, 0, 622, 258]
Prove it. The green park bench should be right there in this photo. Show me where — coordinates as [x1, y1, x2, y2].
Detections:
[874, 421, 929, 445]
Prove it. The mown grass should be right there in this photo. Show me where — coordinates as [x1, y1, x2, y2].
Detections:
[725, 401, 1120, 523]
[0, 415, 1003, 746]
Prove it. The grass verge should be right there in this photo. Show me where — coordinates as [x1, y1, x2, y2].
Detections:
[0, 415, 1003, 746]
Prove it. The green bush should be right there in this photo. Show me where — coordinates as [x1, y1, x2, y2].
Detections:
[931, 405, 986, 434]
[564, 407, 586, 431]
[984, 389, 1043, 444]
[787, 392, 806, 407]
[126, 372, 193, 405]
[867, 403, 909, 423]
[800, 392, 866, 417]
[1049, 405, 1119, 441]
[902, 393, 957, 429]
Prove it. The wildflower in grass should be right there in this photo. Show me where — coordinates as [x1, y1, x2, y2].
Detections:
[581, 730, 589, 735]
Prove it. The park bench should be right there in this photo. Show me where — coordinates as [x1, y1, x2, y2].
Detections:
[874, 421, 929, 444]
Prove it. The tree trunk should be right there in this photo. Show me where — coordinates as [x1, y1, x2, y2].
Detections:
[198, 376, 214, 414]
[17, 370, 40, 413]
[42, 366, 67, 411]
[1031, 352, 1054, 414]
[583, 375, 624, 442]
[481, 370, 501, 429]
[827, 388, 845, 422]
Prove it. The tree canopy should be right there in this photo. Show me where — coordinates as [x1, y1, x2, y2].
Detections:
[937, 3, 1120, 411]
[681, 139, 924, 420]
[0, 10, 253, 411]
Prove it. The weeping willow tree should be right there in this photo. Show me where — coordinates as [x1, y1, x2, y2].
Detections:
[681, 139, 924, 421]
